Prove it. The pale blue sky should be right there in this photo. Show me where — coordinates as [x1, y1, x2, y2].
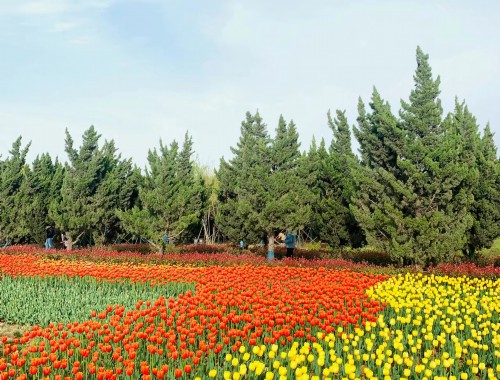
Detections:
[1, 0, 499, 168]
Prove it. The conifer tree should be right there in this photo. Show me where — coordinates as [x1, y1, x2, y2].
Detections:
[328, 110, 364, 247]
[306, 135, 348, 247]
[217, 112, 272, 246]
[466, 122, 500, 255]
[119, 132, 205, 245]
[351, 90, 403, 252]
[17, 153, 63, 243]
[217, 112, 312, 258]
[352, 47, 472, 264]
[51, 127, 138, 249]
[0, 137, 31, 244]
[51, 127, 102, 249]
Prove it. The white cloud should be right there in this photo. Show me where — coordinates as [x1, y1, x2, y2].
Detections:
[0, 0, 113, 16]
[17, 0, 68, 15]
[69, 35, 92, 45]
[51, 20, 79, 32]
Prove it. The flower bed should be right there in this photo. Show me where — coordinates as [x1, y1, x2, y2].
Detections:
[1, 248, 500, 379]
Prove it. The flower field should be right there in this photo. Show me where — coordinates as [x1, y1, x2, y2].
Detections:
[1, 249, 500, 379]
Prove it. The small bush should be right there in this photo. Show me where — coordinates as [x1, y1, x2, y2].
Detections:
[107, 243, 155, 255]
[175, 244, 231, 254]
[340, 249, 397, 266]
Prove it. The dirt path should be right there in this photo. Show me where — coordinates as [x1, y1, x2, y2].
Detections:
[0, 321, 30, 341]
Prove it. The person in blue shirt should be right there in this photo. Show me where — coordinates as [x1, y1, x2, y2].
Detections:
[239, 239, 244, 252]
[284, 232, 296, 258]
[161, 232, 169, 255]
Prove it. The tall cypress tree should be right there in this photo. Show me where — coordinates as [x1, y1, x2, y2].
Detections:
[17, 153, 63, 243]
[466, 122, 500, 255]
[353, 47, 473, 264]
[0, 137, 31, 244]
[51, 127, 104, 249]
[264, 116, 312, 255]
[217, 112, 311, 257]
[351, 89, 403, 252]
[217, 111, 272, 246]
[328, 110, 364, 247]
[119, 132, 205, 245]
[90, 140, 141, 245]
[307, 135, 349, 248]
[395, 47, 472, 264]
[51, 127, 137, 249]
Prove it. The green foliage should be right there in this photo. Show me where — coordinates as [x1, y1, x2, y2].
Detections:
[0, 274, 194, 326]
[119, 132, 206, 245]
[51, 127, 140, 248]
[306, 110, 364, 249]
[217, 112, 313, 251]
[465, 123, 500, 256]
[0, 46, 499, 265]
[352, 47, 475, 265]
[0, 137, 32, 243]
[17, 154, 64, 244]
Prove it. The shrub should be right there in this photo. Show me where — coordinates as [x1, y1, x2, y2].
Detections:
[107, 243, 155, 255]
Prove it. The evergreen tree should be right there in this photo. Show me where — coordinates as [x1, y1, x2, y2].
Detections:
[328, 110, 364, 247]
[51, 127, 137, 249]
[217, 112, 271, 246]
[351, 89, 403, 252]
[0, 137, 31, 244]
[307, 136, 348, 247]
[466, 122, 500, 255]
[395, 47, 472, 264]
[119, 132, 205, 245]
[51, 127, 102, 249]
[352, 47, 472, 265]
[217, 112, 312, 257]
[353, 89, 401, 173]
[17, 153, 63, 243]
[90, 140, 141, 245]
[264, 116, 312, 255]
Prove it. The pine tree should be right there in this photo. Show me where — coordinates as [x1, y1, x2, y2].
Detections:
[263, 116, 312, 255]
[119, 132, 206, 246]
[351, 89, 403, 252]
[17, 153, 62, 243]
[0, 137, 31, 244]
[217, 112, 272, 246]
[217, 112, 312, 258]
[51, 127, 136, 249]
[352, 47, 472, 264]
[394, 47, 472, 264]
[90, 140, 141, 245]
[307, 136, 349, 247]
[466, 122, 500, 255]
[51, 127, 101, 249]
[328, 110, 364, 247]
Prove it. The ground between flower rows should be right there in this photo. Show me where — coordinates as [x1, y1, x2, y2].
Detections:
[1, 252, 500, 379]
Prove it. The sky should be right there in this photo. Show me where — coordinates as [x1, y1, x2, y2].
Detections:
[0, 0, 499, 169]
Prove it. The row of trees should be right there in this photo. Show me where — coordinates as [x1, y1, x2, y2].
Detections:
[1, 47, 499, 264]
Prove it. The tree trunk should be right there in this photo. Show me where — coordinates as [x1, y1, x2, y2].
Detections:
[267, 233, 275, 260]
[65, 233, 74, 251]
[65, 231, 84, 251]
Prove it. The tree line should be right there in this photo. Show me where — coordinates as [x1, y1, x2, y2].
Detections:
[1, 47, 499, 264]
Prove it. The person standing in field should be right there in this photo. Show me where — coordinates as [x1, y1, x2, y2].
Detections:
[45, 225, 55, 249]
[161, 232, 169, 255]
[284, 231, 296, 258]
